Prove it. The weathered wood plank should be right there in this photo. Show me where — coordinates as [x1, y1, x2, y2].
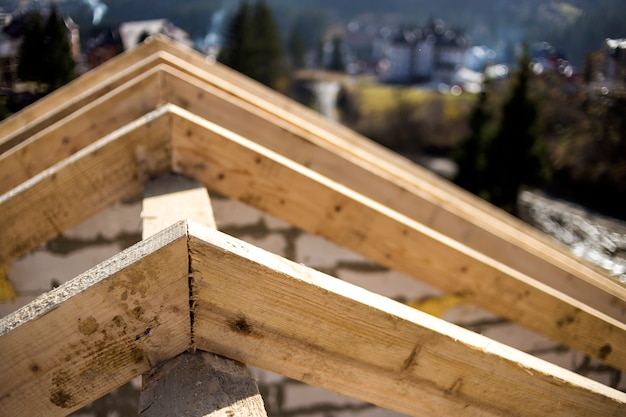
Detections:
[0, 107, 172, 264]
[0, 69, 163, 194]
[171, 107, 626, 370]
[188, 223, 626, 417]
[0, 222, 190, 417]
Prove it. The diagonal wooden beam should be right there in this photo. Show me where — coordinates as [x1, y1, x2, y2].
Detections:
[0, 222, 190, 417]
[1, 50, 621, 324]
[0, 106, 172, 263]
[188, 222, 626, 417]
[170, 107, 626, 370]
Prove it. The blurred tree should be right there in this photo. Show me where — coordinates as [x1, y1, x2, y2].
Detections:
[17, 12, 45, 84]
[218, 0, 286, 89]
[42, 6, 77, 91]
[287, 25, 306, 69]
[454, 79, 493, 196]
[18, 5, 76, 93]
[482, 47, 549, 214]
[326, 35, 345, 72]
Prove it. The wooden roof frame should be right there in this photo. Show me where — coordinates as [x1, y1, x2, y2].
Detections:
[1, 36, 625, 416]
[2, 221, 625, 416]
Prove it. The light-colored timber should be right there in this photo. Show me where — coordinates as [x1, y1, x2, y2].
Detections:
[0, 107, 171, 263]
[170, 106, 626, 371]
[0, 39, 622, 325]
[0, 222, 190, 417]
[1, 221, 624, 417]
[1, 104, 623, 369]
[139, 175, 267, 417]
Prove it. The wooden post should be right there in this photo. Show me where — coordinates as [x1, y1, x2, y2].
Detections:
[140, 174, 268, 417]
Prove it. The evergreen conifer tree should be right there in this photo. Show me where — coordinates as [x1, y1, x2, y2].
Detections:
[17, 12, 45, 84]
[17, 5, 75, 92]
[483, 47, 548, 214]
[218, 0, 285, 89]
[42, 6, 76, 91]
[454, 80, 492, 196]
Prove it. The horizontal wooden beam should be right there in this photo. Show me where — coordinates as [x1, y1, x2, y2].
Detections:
[188, 222, 626, 417]
[0, 107, 172, 264]
[171, 107, 626, 370]
[0, 222, 190, 417]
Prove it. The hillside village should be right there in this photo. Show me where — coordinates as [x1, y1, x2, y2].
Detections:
[2, 4, 624, 99]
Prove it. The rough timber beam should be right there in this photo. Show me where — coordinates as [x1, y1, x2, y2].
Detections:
[188, 222, 626, 417]
[0, 222, 190, 417]
[0, 107, 171, 263]
[170, 107, 626, 371]
[1, 221, 624, 417]
[0, 45, 622, 326]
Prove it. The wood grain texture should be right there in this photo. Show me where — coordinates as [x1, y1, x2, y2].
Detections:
[0, 69, 163, 194]
[0, 107, 172, 264]
[171, 107, 626, 370]
[0, 222, 190, 417]
[188, 223, 626, 417]
[0, 38, 621, 323]
[154, 41, 626, 320]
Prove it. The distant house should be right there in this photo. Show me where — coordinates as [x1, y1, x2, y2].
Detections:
[118, 19, 193, 51]
[379, 20, 468, 85]
[86, 19, 193, 71]
[86, 26, 123, 69]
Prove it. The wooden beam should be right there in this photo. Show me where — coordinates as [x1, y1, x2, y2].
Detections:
[0, 106, 172, 264]
[0, 69, 164, 194]
[170, 107, 626, 370]
[187, 222, 626, 417]
[140, 175, 268, 417]
[154, 44, 626, 320]
[0, 222, 190, 417]
[0, 44, 622, 326]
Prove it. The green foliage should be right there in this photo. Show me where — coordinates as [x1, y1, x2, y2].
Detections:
[454, 50, 549, 215]
[453, 82, 492, 196]
[17, 6, 76, 93]
[481, 49, 549, 213]
[287, 25, 306, 69]
[326, 36, 345, 72]
[218, 0, 286, 89]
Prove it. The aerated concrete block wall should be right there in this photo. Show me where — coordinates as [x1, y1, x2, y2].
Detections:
[1, 193, 624, 417]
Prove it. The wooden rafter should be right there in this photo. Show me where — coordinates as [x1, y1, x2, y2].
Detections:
[1, 104, 625, 370]
[1, 221, 624, 416]
[0, 38, 623, 327]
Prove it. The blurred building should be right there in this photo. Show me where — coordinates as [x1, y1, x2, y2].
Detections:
[605, 38, 626, 86]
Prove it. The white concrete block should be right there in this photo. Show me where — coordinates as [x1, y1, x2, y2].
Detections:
[212, 198, 264, 228]
[296, 234, 369, 269]
[63, 202, 142, 240]
[9, 243, 124, 293]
